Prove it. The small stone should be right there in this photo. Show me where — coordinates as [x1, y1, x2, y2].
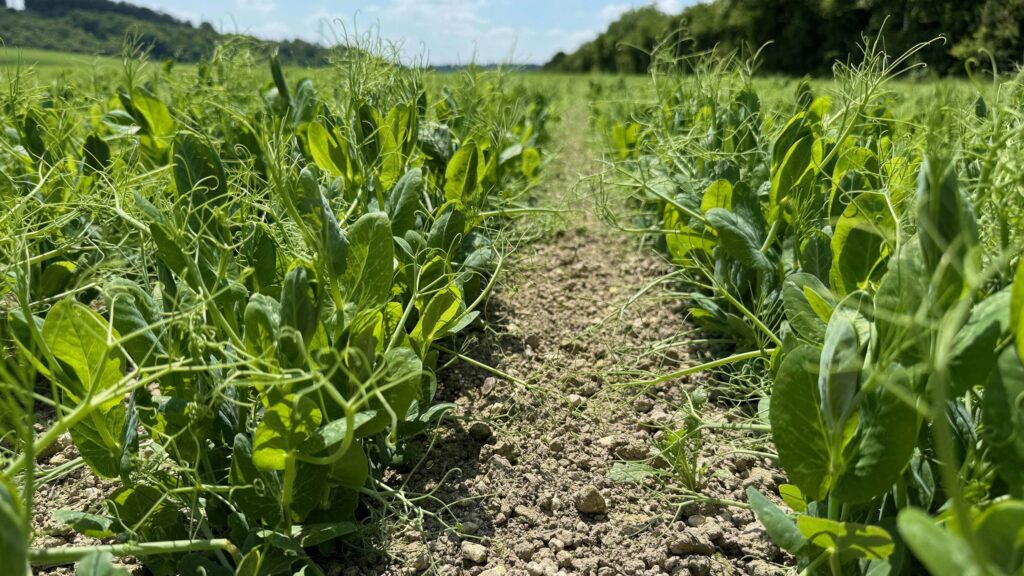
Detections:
[461, 541, 489, 564]
[469, 421, 495, 442]
[526, 559, 558, 576]
[566, 394, 585, 408]
[481, 377, 498, 396]
[575, 485, 608, 515]
[526, 334, 542, 349]
[462, 521, 480, 535]
[514, 541, 536, 561]
[686, 515, 707, 527]
[480, 566, 507, 576]
[410, 547, 430, 571]
[668, 532, 715, 556]
[556, 550, 573, 568]
[514, 505, 545, 526]
[48, 453, 68, 466]
[548, 438, 564, 453]
[633, 396, 655, 413]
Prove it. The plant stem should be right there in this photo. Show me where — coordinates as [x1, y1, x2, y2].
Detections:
[29, 539, 239, 566]
[623, 348, 774, 387]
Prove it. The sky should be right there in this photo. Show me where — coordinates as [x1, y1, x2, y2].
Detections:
[128, 0, 690, 65]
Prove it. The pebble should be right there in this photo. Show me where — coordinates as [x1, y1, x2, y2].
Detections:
[469, 421, 495, 442]
[526, 559, 558, 576]
[566, 394, 585, 408]
[574, 485, 608, 515]
[480, 566, 507, 576]
[461, 541, 489, 564]
[668, 532, 715, 556]
[526, 334, 542, 349]
[633, 396, 655, 413]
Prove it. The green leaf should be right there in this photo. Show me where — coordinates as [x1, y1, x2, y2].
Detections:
[81, 133, 111, 175]
[948, 289, 1010, 395]
[37, 261, 76, 299]
[898, 508, 979, 576]
[664, 204, 713, 265]
[521, 146, 541, 179]
[771, 346, 831, 500]
[107, 485, 182, 540]
[705, 208, 773, 271]
[307, 121, 347, 178]
[244, 293, 281, 359]
[746, 488, 813, 555]
[290, 522, 359, 547]
[1012, 259, 1024, 364]
[700, 180, 733, 213]
[818, 312, 862, 433]
[983, 346, 1024, 491]
[875, 239, 927, 364]
[43, 299, 125, 478]
[444, 139, 479, 207]
[106, 280, 163, 368]
[410, 283, 463, 354]
[386, 168, 423, 236]
[832, 363, 920, 504]
[973, 500, 1024, 574]
[280, 265, 318, 345]
[771, 135, 818, 217]
[343, 213, 394, 311]
[172, 132, 227, 208]
[230, 434, 283, 527]
[0, 482, 28, 576]
[253, 395, 323, 471]
[607, 462, 667, 483]
[74, 551, 130, 576]
[917, 156, 979, 309]
[360, 348, 423, 437]
[797, 516, 894, 560]
[53, 510, 117, 539]
[43, 299, 122, 395]
[778, 484, 807, 513]
[329, 441, 368, 490]
[830, 193, 895, 297]
[783, 273, 835, 343]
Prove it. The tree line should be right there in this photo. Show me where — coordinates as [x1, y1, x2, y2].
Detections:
[1, 0, 333, 65]
[546, 0, 1024, 76]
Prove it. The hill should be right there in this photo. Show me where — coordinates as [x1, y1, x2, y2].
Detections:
[545, 0, 1024, 76]
[0, 0, 333, 65]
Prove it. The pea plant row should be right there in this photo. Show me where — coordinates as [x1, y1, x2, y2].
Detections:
[599, 41, 1024, 575]
[0, 46, 550, 576]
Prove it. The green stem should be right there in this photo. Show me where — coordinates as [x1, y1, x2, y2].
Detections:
[433, 344, 530, 388]
[623, 348, 774, 387]
[28, 539, 239, 566]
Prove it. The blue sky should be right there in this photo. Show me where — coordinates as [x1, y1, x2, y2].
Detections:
[130, 0, 688, 65]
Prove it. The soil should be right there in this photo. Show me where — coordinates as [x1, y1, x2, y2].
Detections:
[333, 101, 791, 576]
[28, 100, 790, 576]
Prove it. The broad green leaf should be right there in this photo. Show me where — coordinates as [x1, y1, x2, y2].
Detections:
[832, 363, 920, 504]
[307, 121, 347, 178]
[106, 280, 163, 368]
[410, 283, 463, 354]
[521, 146, 541, 179]
[107, 485, 182, 540]
[280, 265, 318, 345]
[771, 135, 818, 218]
[746, 488, 813, 555]
[783, 273, 835, 343]
[290, 522, 359, 547]
[771, 346, 831, 500]
[386, 168, 423, 236]
[797, 516, 894, 559]
[343, 213, 394, 311]
[1012, 259, 1024, 363]
[664, 204, 713, 265]
[329, 441, 368, 490]
[705, 207, 773, 271]
[700, 180, 733, 214]
[253, 394, 323, 471]
[818, 312, 862, 433]
[948, 289, 1010, 395]
[444, 139, 479, 207]
[360, 348, 423, 437]
[317, 411, 379, 448]
[37, 261, 76, 299]
[80, 133, 111, 175]
[898, 508, 979, 576]
[983, 346, 1024, 491]
[43, 299, 122, 395]
[172, 133, 227, 208]
[830, 193, 895, 297]
[875, 239, 927, 364]
[244, 293, 281, 359]
[973, 500, 1024, 574]
[917, 156, 979, 309]
[778, 484, 807, 513]
[229, 434, 283, 527]
[53, 510, 117, 539]
[0, 482, 28, 576]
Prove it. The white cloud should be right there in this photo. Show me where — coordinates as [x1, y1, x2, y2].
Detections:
[236, 0, 276, 14]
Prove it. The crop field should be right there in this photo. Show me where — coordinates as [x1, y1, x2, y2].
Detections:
[1, 28, 1023, 576]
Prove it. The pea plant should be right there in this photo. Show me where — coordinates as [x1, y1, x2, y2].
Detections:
[604, 36, 1024, 575]
[0, 44, 550, 576]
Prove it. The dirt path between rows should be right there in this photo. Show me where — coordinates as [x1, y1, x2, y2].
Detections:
[359, 101, 790, 576]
